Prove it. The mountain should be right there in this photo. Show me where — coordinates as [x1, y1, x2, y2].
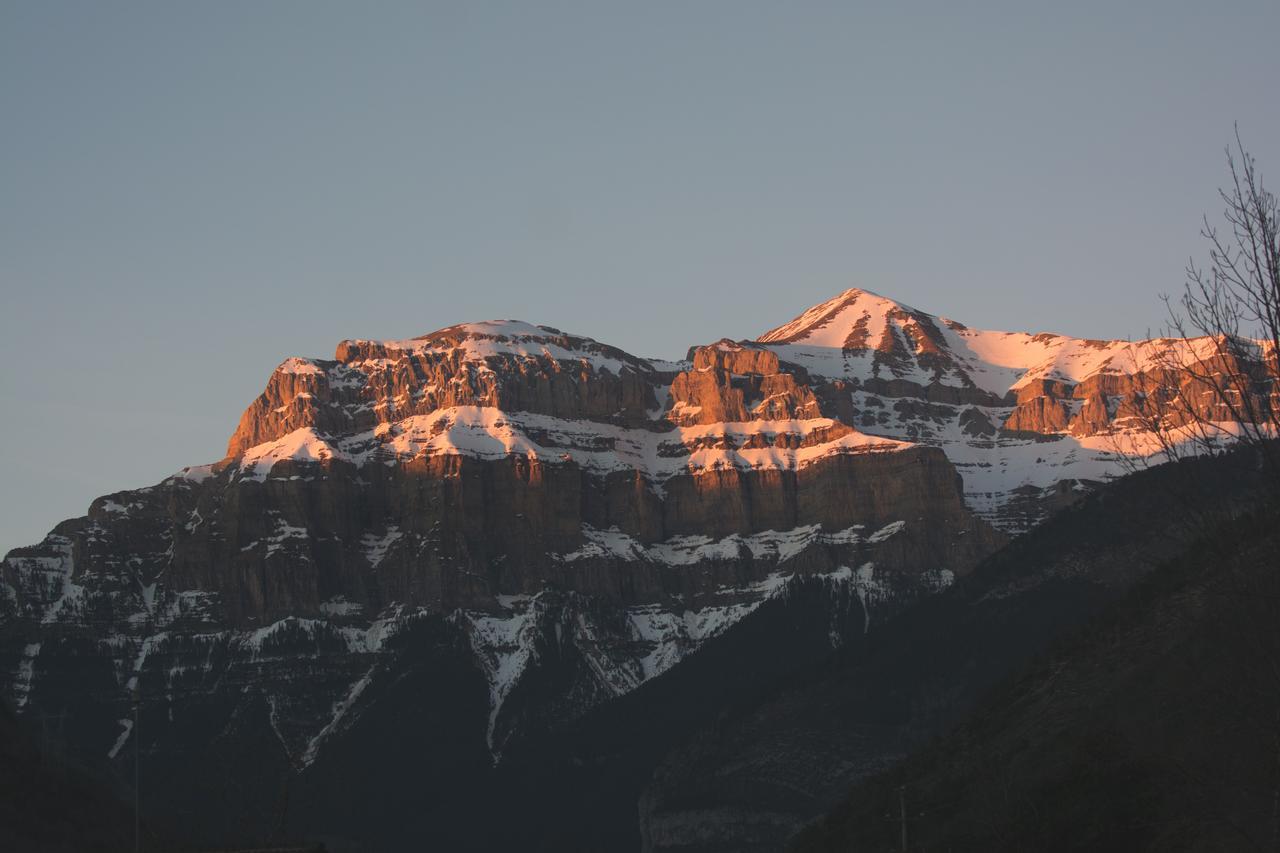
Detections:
[0, 287, 1272, 850]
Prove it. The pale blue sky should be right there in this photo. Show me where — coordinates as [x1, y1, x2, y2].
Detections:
[2, 0, 1277, 555]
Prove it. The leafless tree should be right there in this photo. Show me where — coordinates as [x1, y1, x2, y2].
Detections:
[1133, 129, 1280, 853]
[1112, 127, 1279, 488]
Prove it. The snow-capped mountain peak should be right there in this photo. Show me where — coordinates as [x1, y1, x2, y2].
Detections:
[758, 287, 923, 348]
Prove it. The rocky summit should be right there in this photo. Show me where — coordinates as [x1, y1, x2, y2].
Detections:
[1, 287, 1274, 849]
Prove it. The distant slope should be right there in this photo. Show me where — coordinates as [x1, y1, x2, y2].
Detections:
[792, 478, 1280, 851]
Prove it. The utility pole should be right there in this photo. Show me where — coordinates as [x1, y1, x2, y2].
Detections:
[132, 685, 140, 853]
[899, 784, 908, 853]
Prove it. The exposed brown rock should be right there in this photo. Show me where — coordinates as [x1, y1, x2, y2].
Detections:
[1000, 349, 1279, 438]
[1003, 395, 1072, 434]
[959, 406, 997, 437]
[31, 439, 1000, 630]
[668, 342, 821, 425]
[227, 345, 661, 457]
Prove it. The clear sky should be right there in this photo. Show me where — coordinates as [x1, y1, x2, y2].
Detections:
[2, 0, 1277, 555]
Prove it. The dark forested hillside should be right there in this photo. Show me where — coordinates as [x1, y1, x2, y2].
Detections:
[0, 703, 141, 852]
[792, 471, 1280, 852]
[636, 450, 1274, 852]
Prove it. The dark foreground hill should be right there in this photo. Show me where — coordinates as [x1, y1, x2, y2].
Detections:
[0, 702, 139, 852]
[632, 450, 1273, 851]
[793, 469, 1280, 852]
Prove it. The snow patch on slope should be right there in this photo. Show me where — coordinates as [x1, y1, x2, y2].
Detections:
[466, 603, 543, 755]
[758, 287, 1251, 398]
[235, 409, 909, 483]
[462, 561, 903, 759]
[556, 520, 904, 565]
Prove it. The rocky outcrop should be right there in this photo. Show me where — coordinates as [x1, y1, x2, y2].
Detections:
[668, 342, 821, 425]
[753, 289, 1278, 530]
[228, 322, 668, 457]
[7, 442, 990, 630]
[999, 351, 1278, 439]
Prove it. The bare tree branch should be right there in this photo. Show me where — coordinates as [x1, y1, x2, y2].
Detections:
[1110, 128, 1279, 491]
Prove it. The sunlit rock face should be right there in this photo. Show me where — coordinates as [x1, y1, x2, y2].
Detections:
[757, 287, 1277, 531]
[1, 288, 1272, 846]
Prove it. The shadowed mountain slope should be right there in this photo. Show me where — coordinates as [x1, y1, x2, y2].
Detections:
[634, 450, 1272, 852]
[792, 489, 1280, 852]
[0, 702, 142, 852]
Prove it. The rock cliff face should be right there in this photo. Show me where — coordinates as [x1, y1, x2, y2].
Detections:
[756, 289, 1277, 530]
[227, 321, 668, 457]
[1, 287, 1274, 850]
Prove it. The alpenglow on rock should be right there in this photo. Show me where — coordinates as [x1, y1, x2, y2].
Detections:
[2, 287, 1271, 846]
